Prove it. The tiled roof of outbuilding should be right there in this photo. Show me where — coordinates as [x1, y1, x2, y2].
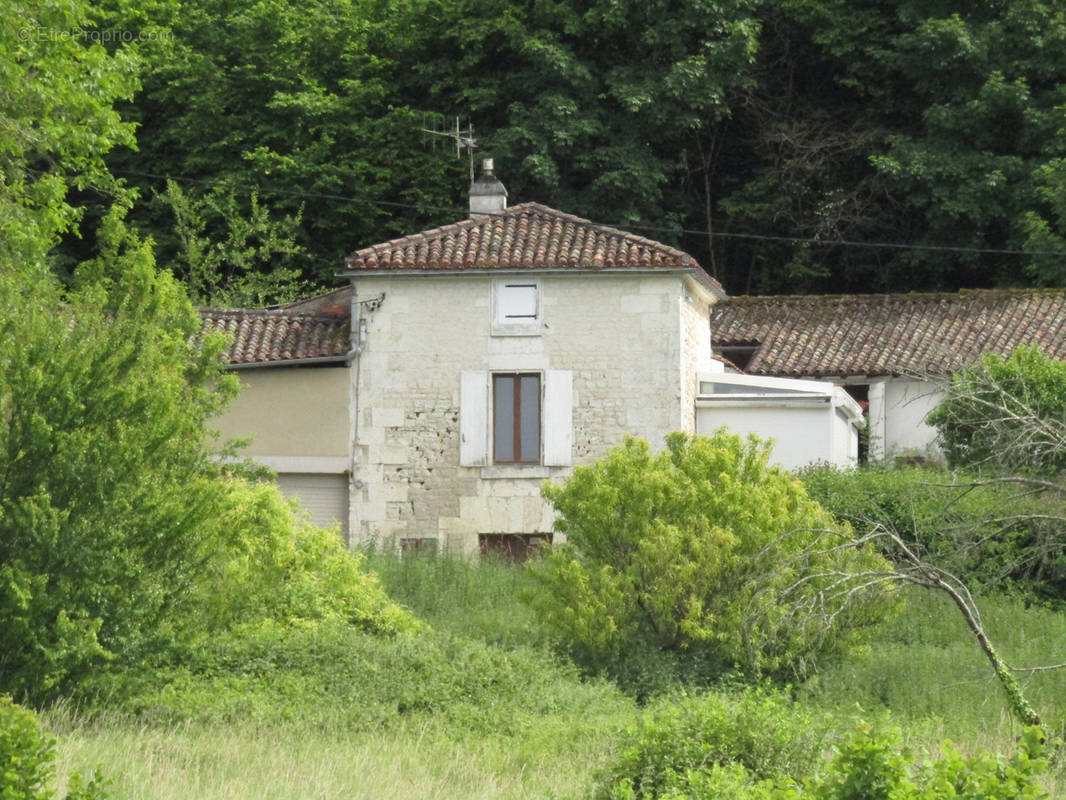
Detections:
[343, 201, 722, 294]
[199, 308, 350, 366]
[710, 289, 1066, 377]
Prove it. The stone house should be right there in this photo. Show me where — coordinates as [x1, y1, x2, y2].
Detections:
[206, 163, 725, 552]
[709, 290, 1066, 462]
[329, 168, 725, 553]
[202, 162, 867, 552]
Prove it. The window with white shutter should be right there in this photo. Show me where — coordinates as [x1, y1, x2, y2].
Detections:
[542, 370, 573, 466]
[459, 369, 572, 469]
[492, 279, 541, 335]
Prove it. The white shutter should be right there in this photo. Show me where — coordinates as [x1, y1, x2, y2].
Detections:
[542, 370, 573, 466]
[500, 284, 538, 319]
[460, 370, 489, 466]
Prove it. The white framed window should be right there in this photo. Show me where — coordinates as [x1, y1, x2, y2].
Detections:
[493, 373, 541, 463]
[459, 369, 572, 467]
[492, 279, 541, 335]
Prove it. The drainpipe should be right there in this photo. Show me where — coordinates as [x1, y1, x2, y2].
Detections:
[348, 285, 363, 549]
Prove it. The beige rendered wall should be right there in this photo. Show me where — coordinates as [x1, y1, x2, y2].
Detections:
[349, 272, 703, 551]
[213, 366, 350, 462]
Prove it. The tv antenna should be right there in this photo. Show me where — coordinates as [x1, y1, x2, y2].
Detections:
[422, 116, 479, 181]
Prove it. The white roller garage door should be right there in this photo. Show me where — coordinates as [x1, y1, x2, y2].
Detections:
[276, 473, 349, 538]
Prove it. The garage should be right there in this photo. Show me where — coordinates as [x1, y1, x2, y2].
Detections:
[276, 473, 350, 539]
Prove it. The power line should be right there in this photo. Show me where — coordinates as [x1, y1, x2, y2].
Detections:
[111, 167, 1066, 259]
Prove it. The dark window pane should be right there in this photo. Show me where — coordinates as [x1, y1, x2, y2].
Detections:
[494, 375, 514, 462]
[519, 375, 540, 461]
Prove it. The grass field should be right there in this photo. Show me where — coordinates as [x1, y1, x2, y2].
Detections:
[42, 553, 1066, 799]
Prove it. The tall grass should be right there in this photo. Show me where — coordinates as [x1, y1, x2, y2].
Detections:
[799, 586, 1066, 743]
[40, 554, 1066, 799]
[47, 708, 635, 800]
[366, 549, 546, 647]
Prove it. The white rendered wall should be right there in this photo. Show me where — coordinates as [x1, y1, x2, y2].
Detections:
[696, 404, 834, 470]
[833, 408, 859, 468]
[348, 272, 709, 552]
[869, 379, 943, 462]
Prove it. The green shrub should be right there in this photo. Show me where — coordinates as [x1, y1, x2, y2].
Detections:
[84, 622, 628, 735]
[533, 432, 897, 688]
[811, 723, 1050, 800]
[0, 248, 239, 700]
[592, 687, 830, 800]
[0, 696, 108, 800]
[802, 465, 1066, 601]
[175, 479, 419, 638]
[593, 709, 1051, 800]
[928, 345, 1066, 475]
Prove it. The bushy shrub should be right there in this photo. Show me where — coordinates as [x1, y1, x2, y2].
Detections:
[0, 249, 239, 701]
[0, 696, 108, 800]
[928, 345, 1066, 475]
[802, 465, 1066, 601]
[533, 432, 897, 688]
[810, 724, 1049, 800]
[592, 710, 1051, 800]
[174, 479, 419, 638]
[593, 688, 829, 800]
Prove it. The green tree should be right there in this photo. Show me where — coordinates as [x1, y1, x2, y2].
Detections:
[928, 345, 1066, 475]
[100, 0, 468, 285]
[163, 180, 312, 307]
[0, 217, 241, 699]
[1, 0, 137, 273]
[0, 0, 418, 703]
[532, 432, 896, 686]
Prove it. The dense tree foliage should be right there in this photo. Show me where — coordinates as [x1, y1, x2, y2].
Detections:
[532, 432, 895, 689]
[0, 0, 416, 703]
[928, 345, 1066, 475]
[84, 0, 1066, 297]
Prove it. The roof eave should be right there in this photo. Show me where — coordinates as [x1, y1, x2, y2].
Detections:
[223, 354, 352, 370]
[339, 265, 713, 280]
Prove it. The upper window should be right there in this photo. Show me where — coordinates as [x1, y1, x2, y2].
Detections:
[459, 369, 572, 469]
[493, 373, 541, 463]
[492, 280, 541, 335]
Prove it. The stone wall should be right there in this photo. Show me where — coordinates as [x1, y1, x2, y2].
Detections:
[349, 272, 708, 551]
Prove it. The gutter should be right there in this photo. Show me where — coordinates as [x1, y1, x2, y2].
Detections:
[225, 354, 351, 370]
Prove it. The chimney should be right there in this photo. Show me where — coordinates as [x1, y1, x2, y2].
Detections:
[469, 158, 508, 217]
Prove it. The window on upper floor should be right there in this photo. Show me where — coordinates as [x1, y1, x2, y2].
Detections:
[493, 373, 540, 464]
[492, 280, 540, 335]
[458, 369, 572, 468]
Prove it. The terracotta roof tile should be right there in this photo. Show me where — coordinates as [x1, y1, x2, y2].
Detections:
[199, 308, 350, 366]
[710, 289, 1066, 377]
[343, 201, 722, 293]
